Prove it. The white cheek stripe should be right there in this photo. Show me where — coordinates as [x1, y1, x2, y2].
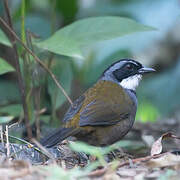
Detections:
[120, 74, 142, 91]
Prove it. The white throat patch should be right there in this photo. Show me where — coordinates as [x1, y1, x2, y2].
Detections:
[120, 74, 142, 91]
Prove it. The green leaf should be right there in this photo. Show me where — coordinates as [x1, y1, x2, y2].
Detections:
[48, 59, 72, 109]
[0, 29, 11, 47]
[0, 104, 22, 117]
[69, 140, 133, 156]
[69, 141, 102, 156]
[15, 15, 52, 39]
[69, 141, 107, 165]
[69, 140, 143, 166]
[0, 80, 20, 105]
[0, 116, 14, 124]
[0, 58, 15, 75]
[36, 16, 156, 58]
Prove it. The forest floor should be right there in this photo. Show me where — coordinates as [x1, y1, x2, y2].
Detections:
[0, 118, 180, 180]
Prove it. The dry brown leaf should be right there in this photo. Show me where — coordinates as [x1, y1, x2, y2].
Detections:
[151, 132, 180, 156]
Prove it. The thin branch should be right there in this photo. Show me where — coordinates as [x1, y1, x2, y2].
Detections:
[7, 135, 52, 159]
[7, 134, 34, 146]
[26, 30, 41, 140]
[3, 0, 32, 139]
[5, 125, 10, 157]
[31, 138, 56, 162]
[0, 125, 4, 147]
[0, 17, 73, 106]
[3, 0, 12, 28]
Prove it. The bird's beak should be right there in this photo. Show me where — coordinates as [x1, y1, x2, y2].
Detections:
[138, 67, 155, 74]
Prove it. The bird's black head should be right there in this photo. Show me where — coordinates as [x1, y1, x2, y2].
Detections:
[101, 58, 155, 90]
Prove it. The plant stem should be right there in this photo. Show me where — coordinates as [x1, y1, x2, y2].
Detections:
[0, 17, 73, 106]
[21, 0, 34, 126]
[3, 0, 32, 139]
[5, 125, 10, 157]
[21, 0, 26, 44]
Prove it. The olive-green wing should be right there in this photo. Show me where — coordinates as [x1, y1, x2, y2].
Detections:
[79, 96, 130, 127]
[63, 80, 134, 127]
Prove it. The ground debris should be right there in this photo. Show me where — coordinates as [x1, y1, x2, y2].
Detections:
[0, 127, 180, 179]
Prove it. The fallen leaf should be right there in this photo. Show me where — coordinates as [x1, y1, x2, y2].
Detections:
[151, 132, 180, 156]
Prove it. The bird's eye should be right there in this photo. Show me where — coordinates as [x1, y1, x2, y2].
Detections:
[126, 64, 133, 70]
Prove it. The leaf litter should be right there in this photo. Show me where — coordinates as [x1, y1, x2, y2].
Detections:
[0, 120, 180, 179]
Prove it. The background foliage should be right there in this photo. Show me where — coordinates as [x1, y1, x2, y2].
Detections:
[0, 0, 180, 139]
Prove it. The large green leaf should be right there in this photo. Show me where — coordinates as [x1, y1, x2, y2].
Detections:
[15, 15, 52, 39]
[0, 104, 22, 117]
[0, 58, 15, 75]
[48, 59, 73, 109]
[0, 29, 11, 47]
[0, 116, 14, 124]
[36, 16, 155, 58]
[0, 80, 20, 105]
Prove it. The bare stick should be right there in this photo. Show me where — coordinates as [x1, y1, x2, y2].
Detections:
[31, 138, 56, 162]
[0, 125, 4, 147]
[5, 125, 10, 157]
[3, 0, 32, 139]
[0, 17, 73, 106]
[8, 135, 53, 159]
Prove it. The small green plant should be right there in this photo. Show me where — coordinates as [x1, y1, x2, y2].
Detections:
[69, 140, 133, 166]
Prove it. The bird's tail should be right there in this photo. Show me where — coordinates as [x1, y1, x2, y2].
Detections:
[40, 127, 79, 148]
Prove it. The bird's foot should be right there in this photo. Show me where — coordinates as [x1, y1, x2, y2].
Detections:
[106, 148, 133, 162]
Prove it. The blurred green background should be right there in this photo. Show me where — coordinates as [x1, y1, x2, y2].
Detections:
[0, 0, 180, 140]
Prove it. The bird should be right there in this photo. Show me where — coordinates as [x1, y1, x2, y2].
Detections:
[41, 59, 155, 148]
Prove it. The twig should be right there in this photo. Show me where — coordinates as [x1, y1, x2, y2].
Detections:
[3, 0, 32, 139]
[8, 122, 19, 129]
[26, 30, 41, 140]
[87, 152, 170, 178]
[116, 152, 170, 168]
[5, 125, 10, 157]
[11, 144, 18, 159]
[0, 17, 73, 106]
[7, 135, 40, 152]
[7, 135, 53, 159]
[8, 134, 34, 146]
[35, 108, 46, 116]
[31, 138, 56, 162]
[0, 125, 4, 147]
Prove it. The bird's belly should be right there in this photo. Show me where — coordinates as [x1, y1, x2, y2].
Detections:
[75, 116, 135, 146]
[96, 117, 135, 146]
